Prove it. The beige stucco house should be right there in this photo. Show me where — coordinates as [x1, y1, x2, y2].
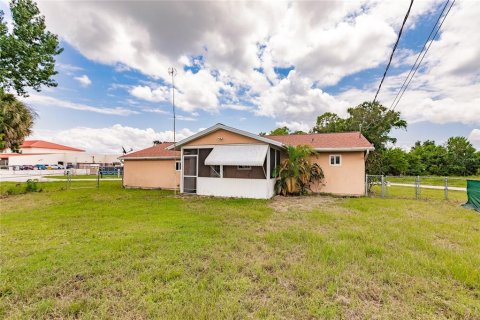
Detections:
[120, 123, 374, 198]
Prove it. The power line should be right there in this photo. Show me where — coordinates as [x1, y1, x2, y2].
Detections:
[391, 0, 455, 110]
[373, 0, 414, 103]
[390, 0, 450, 109]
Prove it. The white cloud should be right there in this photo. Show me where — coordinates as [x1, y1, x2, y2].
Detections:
[141, 107, 169, 115]
[337, 0, 480, 125]
[31, 124, 195, 154]
[57, 63, 84, 74]
[130, 69, 224, 112]
[221, 104, 253, 111]
[35, 0, 479, 127]
[74, 74, 92, 87]
[469, 129, 480, 149]
[130, 85, 169, 102]
[26, 94, 138, 116]
[256, 71, 349, 130]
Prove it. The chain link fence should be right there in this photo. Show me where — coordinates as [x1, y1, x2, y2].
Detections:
[365, 175, 468, 202]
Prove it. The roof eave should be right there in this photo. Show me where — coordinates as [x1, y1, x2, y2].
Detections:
[119, 156, 178, 160]
[313, 147, 375, 152]
[166, 123, 285, 150]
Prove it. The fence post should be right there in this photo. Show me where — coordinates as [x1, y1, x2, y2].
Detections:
[66, 171, 71, 190]
[444, 177, 448, 200]
[415, 176, 420, 200]
[381, 175, 385, 198]
[365, 175, 368, 196]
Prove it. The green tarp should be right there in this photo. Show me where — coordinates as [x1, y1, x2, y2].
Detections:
[463, 180, 480, 212]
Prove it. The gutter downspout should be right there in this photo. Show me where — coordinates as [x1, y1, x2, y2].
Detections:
[365, 149, 370, 161]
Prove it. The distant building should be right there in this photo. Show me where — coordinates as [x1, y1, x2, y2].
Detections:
[19, 140, 85, 154]
[0, 140, 121, 169]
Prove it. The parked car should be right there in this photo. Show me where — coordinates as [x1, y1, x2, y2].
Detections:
[20, 165, 35, 170]
[48, 164, 63, 170]
[34, 164, 47, 170]
[66, 164, 75, 169]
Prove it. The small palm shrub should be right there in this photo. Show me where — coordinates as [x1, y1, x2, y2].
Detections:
[25, 179, 40, 192]
[274, 145, 324, 196]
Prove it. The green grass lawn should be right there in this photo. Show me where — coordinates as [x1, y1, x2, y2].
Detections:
[1, 181, 479, 319]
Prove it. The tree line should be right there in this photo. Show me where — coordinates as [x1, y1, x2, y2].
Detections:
[265, 101, 480, 177]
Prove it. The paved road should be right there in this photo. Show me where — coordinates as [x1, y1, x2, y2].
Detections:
[389, 183, 466, 192]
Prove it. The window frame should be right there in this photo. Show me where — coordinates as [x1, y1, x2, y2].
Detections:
[329, 154, 342, 166]
[175, 160, 181, 171]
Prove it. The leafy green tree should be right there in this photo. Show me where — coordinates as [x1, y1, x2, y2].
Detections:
[274, 145, 324, 196]
[0, 0, 63, 96]
[260, 127, 305, 136]
[408, 140, 447, 175]
[312, 112, 346, 133]
[0, 91, 36, 152]
[313, 101, 407, 150]
[292, 130, 307, 135]
[445, 137, 479, 176]
[269, 126, 290, 136]
[379, 148, 409, 175]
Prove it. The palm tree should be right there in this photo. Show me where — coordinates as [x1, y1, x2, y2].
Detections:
[274, 145, 324, 196]
[0, 91, 36, 152]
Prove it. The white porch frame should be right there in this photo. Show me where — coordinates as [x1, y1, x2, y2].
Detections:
[180, 144, 281, 198]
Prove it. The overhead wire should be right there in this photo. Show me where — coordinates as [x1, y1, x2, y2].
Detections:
[391, 0, 456, 110]
[373, 0, 414, 103]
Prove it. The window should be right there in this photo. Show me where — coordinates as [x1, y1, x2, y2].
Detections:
[175, 161, 181, 171]
[237, 165, 251, 170]
[330, 155, 341, 166]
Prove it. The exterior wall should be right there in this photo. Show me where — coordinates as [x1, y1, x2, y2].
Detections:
[21, 148, 83, 154]
[197, 177, 275, 199]
[6, 153, 66, 166]
[184, 129, 264, 147]
[4, 153, 120, 166]
[309, 151, 365, 196]
[123, 159, 180, 189]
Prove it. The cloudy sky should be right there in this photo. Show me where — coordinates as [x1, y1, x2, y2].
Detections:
[1, 0, 479, 153]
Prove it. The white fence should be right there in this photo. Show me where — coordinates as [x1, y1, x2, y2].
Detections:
[0, 169, 90, 176]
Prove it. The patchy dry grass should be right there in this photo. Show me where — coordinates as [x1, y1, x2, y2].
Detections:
[1, 181, 479, 319]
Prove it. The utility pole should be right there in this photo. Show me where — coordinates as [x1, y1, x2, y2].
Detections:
[168, 67, 177, 196]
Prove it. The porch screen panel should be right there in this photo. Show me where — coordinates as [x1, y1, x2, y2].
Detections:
[223, 166, 265, 179]
[183, 177, 197, 193]
[270, 148, 276, 177]
[183, 156, 197, 176]
[198, 148, 219, 178]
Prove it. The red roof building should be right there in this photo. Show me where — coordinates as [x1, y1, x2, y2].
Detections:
[21, 140, 85, 152]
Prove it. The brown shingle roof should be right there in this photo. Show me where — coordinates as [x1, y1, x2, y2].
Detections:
[22, 140, 85, 152]
[120, 142, 180, 159]
[266, 132, 374, 150]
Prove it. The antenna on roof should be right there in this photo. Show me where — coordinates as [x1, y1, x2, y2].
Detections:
[168, 67, 178, 196]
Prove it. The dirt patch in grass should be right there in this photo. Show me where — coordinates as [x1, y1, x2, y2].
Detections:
[268, 195, 337, 213]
